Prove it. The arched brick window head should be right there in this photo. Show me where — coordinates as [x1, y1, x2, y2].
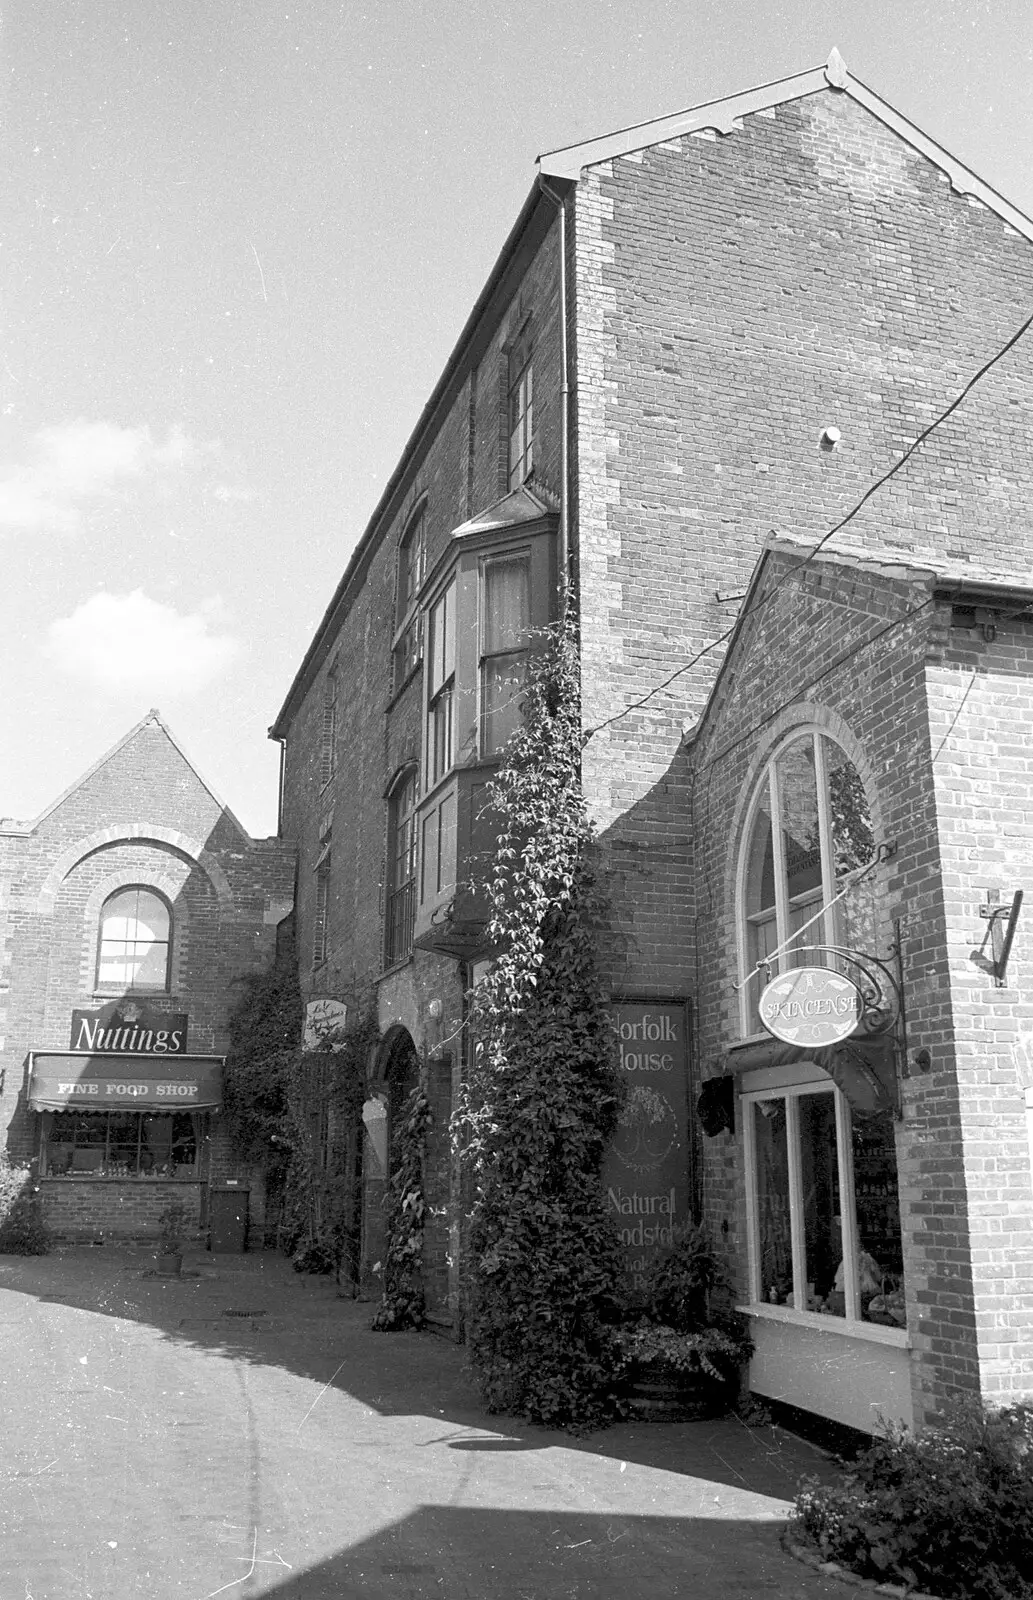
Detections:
[96, 886, 172, 992]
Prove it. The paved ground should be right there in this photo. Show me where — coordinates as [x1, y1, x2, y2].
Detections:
[0, 1246, 854, 1599]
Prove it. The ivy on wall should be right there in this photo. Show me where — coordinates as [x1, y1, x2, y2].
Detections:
[371, 1084, 432, 1330]
[457, 615, 628, 1429]
[222, 936, 375, 1278]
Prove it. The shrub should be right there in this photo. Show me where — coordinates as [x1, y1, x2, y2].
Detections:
[791, 1402, 1033, 1600]
[371, 1086, 431, 1331]
[0, 1156, 50, 1255]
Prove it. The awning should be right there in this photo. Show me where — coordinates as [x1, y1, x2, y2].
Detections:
[724, 1034, 897, 1115]
[28, 1053, 223, 1111]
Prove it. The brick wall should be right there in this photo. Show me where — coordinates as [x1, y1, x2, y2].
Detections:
[573, 85, 1033, 1004]
[39, 1179, 203, 1244]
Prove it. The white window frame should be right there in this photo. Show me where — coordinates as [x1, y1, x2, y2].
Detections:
[736, 727, 868, 1039]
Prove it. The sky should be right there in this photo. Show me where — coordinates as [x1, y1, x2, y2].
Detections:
[2, 0, 1031, 837]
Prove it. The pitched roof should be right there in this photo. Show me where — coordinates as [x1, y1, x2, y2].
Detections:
[6, 709, 252, 840]
[539, 49, 1033, 244]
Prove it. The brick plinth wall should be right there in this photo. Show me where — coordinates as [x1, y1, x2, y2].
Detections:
[39, 1180, 204, 1244]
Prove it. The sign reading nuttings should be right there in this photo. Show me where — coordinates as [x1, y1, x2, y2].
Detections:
[601, 1001, 691, 1302]
[70, 1002, 188, 1056]
[757, 966, 861, 1048]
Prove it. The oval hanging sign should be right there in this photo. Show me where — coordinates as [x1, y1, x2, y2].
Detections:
[758, 966, 862, 1048]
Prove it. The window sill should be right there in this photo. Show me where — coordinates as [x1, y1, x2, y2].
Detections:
[380, 954, 414, 980]
[739, 1302, 910, 1348]
[93, 988, 173, 1000]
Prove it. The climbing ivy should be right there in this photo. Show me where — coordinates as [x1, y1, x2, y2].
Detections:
[371, 1084, 432, 1331]
[223, 936, 374, 1278]
[457, 613, 628, 1430]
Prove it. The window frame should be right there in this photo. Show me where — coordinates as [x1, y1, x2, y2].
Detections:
[507, 357, 533, 489]
[384, 766, 419, 966]
[740, 1074, 907, 1344]
[95, 885, 173, 995]
[735, 727, 876, 1039]
[478, 548, 532, 760]
[393, 504, 426, 693]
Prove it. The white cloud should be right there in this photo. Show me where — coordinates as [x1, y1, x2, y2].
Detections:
[0, 421, 200, 533]
[45, 590, 240, 697]
[212, 483, 254, 504]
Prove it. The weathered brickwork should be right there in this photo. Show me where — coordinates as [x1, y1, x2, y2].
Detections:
[0, 714, 294, 1248]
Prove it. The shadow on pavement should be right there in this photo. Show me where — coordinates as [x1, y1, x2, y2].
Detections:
[239, 1506, 841, 1600]
[0, 1246, 838, 1508]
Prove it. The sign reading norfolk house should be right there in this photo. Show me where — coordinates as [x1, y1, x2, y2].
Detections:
[602, 1000, 691, 1300]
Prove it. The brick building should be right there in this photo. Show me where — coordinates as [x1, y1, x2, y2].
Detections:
[0, 712, 294, 1248]
[271, 53, 1033, 1426]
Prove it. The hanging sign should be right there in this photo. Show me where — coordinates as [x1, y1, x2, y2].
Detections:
[303, 999, 349, 1052]
[601, 1000, 691, 1303]
[758, 966, 861, 1048]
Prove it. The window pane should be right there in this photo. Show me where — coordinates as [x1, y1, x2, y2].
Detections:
[777, 738, 823, 967]
[483, 556, 530, 655]
[129, 940, 169, 987]
[826, 741, 878, 953]
[421, 810, 438, 902]
[754, 1099, 792, 1304]
[481, 652, 527, 755]
[852, 1107, 904, 1325]
[799, 1093, 842, 1314]
[429, 685, 454, 783]
[429, 583, 455, 697]
[744, 789, 777, 1029]
[438, 790, 456, 894]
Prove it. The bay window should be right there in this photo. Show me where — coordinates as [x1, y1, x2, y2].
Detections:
[409, 494, 557, 949]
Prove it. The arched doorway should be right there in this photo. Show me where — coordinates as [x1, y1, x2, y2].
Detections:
[361, 1026, 419, 1285]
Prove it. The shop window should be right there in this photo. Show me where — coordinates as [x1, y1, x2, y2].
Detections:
[745, 1083, 903, 1327]
[740, 730, 876, 1034]
[393, 506, 425, 692]
[320, 665, 339, 788]
[508, 358, 533, 488]
[96, 887, 172, 993]
[480, 552, 530, 756]
[385, 767, 418, 965]
[44, 1110, 199, 1178]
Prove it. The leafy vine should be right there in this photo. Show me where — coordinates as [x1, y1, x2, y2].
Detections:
[371, 1084, 432, 1331]
[222, 936, 375, 1278]
[457, 613, 628, 1430]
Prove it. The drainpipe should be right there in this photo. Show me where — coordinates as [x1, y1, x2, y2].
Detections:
[538, 175, 571, 602]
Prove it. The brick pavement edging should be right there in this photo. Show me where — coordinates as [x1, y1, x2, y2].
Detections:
[780, 1530, 952, 1600]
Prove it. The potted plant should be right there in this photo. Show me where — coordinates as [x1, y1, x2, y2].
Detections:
[615, 1223, 753, 1420]
[156, 1199, 188, 1276]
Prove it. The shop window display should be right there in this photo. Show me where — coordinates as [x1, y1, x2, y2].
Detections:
[747, 1086, 903, 1326]
[44, 1111, 198, 1178]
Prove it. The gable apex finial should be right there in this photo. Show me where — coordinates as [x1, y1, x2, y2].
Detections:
[825, 47, 848, 88]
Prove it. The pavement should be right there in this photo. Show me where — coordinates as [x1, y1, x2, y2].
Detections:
[0, 1245, 856, 1599]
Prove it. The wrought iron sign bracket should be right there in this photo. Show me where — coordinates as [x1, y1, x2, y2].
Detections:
[975, 890, 1023, 987]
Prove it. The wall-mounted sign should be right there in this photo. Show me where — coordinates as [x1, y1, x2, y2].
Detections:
[758, 966, 861, 1048]
[601, 1000, 691, 1302]
[29, 1052, 222, 1110]
[304, 999, 349, 1052]
[70, 1003, 188, 1056]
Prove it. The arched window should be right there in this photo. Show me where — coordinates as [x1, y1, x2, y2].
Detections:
[740, 730, 876, 1035]
[96, 887, 172, 992]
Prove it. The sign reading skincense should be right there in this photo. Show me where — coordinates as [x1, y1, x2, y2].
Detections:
[758, 966, 861, 1048]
